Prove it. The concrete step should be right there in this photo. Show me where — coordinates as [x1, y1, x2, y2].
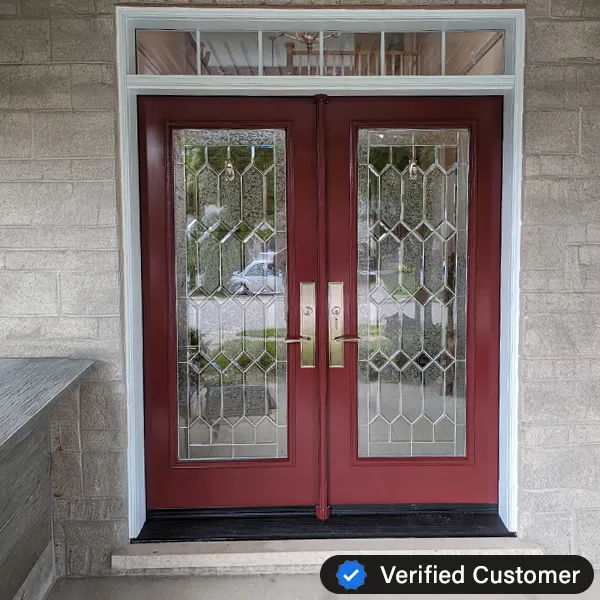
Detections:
[112, 538, 544, 576]
[49, 572, 600, 600]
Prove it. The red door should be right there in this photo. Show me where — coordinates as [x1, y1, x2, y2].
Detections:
[325, 97, 502, 506]
[139, 97, 320, 509]
[139, 96, 502, 513]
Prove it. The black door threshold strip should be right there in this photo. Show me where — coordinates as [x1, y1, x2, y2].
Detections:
[135, 504, 512, 543]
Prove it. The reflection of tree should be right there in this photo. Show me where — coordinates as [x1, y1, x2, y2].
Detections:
[365, 142, 456, 399]
[184, 142, 280, 296]
[179, 136, 288, 449]
[183, 327, 211, 423]
[188, 326, 207, 349]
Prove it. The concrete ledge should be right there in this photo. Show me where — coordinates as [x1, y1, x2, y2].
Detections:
[112, 539, 544, 576]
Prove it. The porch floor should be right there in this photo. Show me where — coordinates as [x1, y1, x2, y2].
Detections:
[46, 574, 600, 600]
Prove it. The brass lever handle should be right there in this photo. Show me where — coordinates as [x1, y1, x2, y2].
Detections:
[286, 282, 315, 368]
[334, 335, 361, 342]
[328, 282, 358, 368]
[284, 335, 312, 344]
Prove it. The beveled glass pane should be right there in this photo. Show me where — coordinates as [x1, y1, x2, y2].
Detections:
[174, 129, 288, 461]
[357, 128, 469, 458]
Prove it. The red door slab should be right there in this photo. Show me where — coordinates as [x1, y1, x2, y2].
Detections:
[139, 95, 502, 513]
[139, 97, 320, 509]
[325, 97, 502, 505]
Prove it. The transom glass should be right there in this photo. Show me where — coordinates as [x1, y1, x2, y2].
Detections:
[136, 30, 504, 76]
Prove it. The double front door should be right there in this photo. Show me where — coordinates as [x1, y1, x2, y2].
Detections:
[139, 95, 502, 516]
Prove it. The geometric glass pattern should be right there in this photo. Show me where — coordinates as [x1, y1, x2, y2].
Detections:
[357, 128, 469, 458]
[173, 129, 288, 460]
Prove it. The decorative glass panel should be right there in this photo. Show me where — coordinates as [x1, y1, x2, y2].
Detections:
[174, 129, 288, 461]
[357, 128, 469, 458]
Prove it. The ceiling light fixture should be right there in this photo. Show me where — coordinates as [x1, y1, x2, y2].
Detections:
[276, 31, 341, 51]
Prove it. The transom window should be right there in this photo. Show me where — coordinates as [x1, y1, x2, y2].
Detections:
[136, 29, 505, 77]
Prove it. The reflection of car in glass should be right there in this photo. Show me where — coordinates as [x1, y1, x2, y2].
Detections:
[230, 259, 283, 294]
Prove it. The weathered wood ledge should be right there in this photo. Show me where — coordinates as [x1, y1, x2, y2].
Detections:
[0, 357, 93, 447]
[0, 357, 93, 600]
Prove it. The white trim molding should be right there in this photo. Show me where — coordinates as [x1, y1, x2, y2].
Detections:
[117, 9, 146, 539]
[127, 74, 517, 96]
[498, 9, 525, 536]
[117, 6, 525, 539]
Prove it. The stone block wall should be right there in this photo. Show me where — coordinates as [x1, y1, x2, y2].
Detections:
[519, 1, 600, 564]
[0, 0, 126, 576]
[51, 386, 127, 576]
[1, 0, 600, 575]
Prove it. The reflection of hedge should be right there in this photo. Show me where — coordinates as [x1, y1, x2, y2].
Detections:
[358, 316, 445, 367]
[424, 321, 444, 356]
[364, 145, 447, 300]
[224, 338, 277, 362]
[240, 328, 278, 338]
[188, 326, 279, 388]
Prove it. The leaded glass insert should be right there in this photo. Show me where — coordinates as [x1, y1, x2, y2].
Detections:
[357, 128, 469, 458]
[174, 129, 288, 461]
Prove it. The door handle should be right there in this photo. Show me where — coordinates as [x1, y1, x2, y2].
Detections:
[284, 335, 312, 343]
[328, 282, 360, 368]
[334, 336, 361, 342]
[286, 282, 315, 368]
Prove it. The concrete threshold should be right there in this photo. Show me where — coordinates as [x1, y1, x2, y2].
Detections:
[112, 538, 544, 576]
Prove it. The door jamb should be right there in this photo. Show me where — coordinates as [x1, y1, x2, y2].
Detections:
[116, 7, 525, 539]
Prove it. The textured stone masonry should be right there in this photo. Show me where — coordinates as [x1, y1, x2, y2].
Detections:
[0, 0, 124, 576]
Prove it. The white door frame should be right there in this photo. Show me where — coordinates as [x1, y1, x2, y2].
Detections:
[116, 7, 525, 539]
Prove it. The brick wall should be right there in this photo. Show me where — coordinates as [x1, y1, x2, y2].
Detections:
[1, 0, 600, 574]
